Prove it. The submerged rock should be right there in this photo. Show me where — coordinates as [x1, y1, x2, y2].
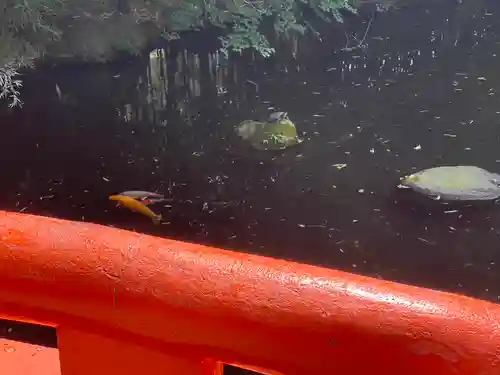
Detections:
[235, 115, 303, 151]
[400, 165, 500, 201]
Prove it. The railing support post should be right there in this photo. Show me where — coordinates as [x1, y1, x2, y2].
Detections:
[57, 327, 223, 375]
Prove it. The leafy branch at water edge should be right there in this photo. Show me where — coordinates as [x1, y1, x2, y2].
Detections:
[0, 0, 393, 107]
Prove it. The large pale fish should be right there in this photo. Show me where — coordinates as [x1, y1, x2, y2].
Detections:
[400, 165, 500, 201]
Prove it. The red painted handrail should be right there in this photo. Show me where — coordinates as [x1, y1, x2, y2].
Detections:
[0, 210, 498, 375]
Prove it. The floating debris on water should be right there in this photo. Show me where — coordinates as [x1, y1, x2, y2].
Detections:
[297, 223, 326, 228]
[417, 237, 435, 245]
[332, 163, 347, 170]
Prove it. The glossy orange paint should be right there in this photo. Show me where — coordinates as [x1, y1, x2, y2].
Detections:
[0, 338, 60, 375]
[0, 210, 498, 375]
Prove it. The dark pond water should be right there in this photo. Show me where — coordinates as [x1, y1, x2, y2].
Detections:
[1, 0, 500, 305]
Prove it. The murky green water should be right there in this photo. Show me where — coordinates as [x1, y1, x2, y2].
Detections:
[1, 0, 500, 302]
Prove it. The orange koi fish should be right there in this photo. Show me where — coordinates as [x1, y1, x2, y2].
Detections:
[118, 190, 167, 205]
[109, 195, 162, 225]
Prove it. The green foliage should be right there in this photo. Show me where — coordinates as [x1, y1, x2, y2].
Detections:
[210, 0, 360, 57]
[0, 63, 24, 108]
[1, 0, 362, 65]
[0, 0, 393, 106]
[220, 17, 276, 58]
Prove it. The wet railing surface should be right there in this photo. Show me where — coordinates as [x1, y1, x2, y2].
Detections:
[0, 210, 499, 375]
